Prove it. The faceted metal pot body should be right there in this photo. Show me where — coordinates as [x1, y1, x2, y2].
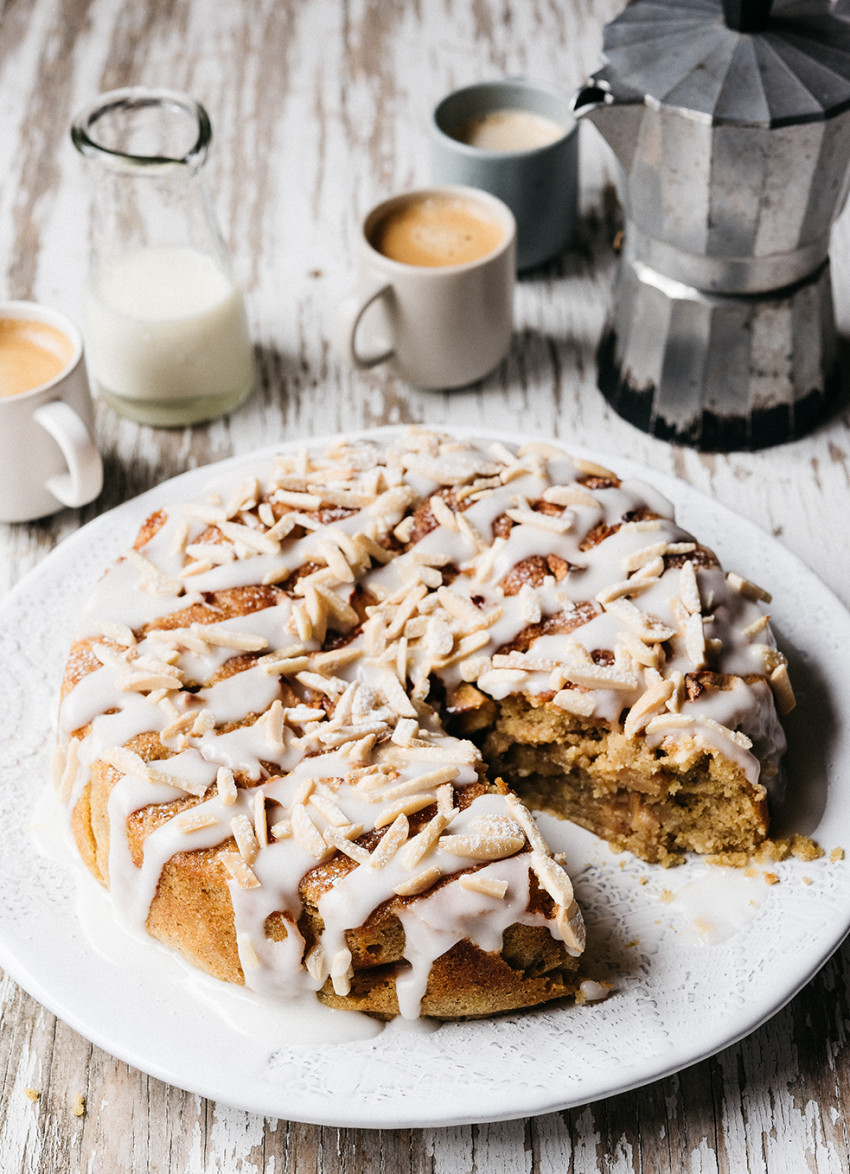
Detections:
[575, 0, 850, 450]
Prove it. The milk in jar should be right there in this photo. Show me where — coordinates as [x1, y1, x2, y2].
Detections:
[71, 88, 254, 426]
[85, 246, 254, 426]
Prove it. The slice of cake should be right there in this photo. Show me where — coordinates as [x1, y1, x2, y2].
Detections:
[53, 429, 791, 1017]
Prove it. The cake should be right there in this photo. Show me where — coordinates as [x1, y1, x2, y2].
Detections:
[53, 428, 792, 1018]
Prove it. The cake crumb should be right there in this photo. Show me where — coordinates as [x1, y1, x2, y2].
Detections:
[830, 846, 845, 863]
[754, 838, 789, 863]
[72, 1093, 85, 1118]
[744, 866, 759, 878]
[624, 939, 639, 948]
[792, 835, 824, 862]
[638, 875, 649, 886]
[24, 1088, 40, 1103]
[803, 876, 813, 885]
[706, 850, 750, 868]
[763, 871, 779, 885]
[660, 889, 673, 904]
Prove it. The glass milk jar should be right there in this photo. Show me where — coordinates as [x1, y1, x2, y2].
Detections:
[71, 87, 254, 426]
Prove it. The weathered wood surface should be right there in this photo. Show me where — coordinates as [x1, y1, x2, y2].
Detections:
[3, 0, 850, 1170]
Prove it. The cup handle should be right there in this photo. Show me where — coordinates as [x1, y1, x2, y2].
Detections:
[334, 280, 395, 369]
[33, 400, 104, 509]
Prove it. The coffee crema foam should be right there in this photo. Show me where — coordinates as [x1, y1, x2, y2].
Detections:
[371, 194, 504, 268]
[0, 318, 75, 397]
[452, 109, 566, 152]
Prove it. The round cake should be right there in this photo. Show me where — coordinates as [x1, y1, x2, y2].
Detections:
[53, 428, 791, 1018]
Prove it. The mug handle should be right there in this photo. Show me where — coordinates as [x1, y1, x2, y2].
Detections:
[33, 400, 104, 509]
[334, 280, 395, 369]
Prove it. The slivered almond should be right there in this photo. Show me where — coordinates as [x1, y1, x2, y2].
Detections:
[459, 873, 508, 899]
[769, 662, 796, 715]
[505, 795, 549, 855]
[185, 542, 235, 565]
[100, 746, 150, 780]
[624, 678, 676, 739]
[220, 851, 261, 889]
[160, 710, 197, 740]
[645, 712, 753, 751]
[727, 571, 772, 604]
[392, 717, 419, 746]
[330, 948, 353, 996]
[292, 777, 316, 805]
[291, 803, 331, 859]
[382, 767, 459, 799]
[505, 507, 573, 534]
[308, 791, 350, 827]
[439, 830, 524, 861]
[274, 488, 322, 509]
[531, 851, 574, 907]
[633, 556, 665, 581]
[743, 613, 770, 638]
[385, 740, 480, 765]
[305, 946, 327, 984]
[254, 789, 269, 848]
[399, 810, 456, 869]
[217, 519, 281, 554]
[572, 457, 617, 480]
[375, 793, 437, 828]
[190, 624, 268, 652]
[94, 620, 137, 647]
[561, 663, 639, 691]
[621, 541, 668, 574]
[394, 867, 442, 896]
[314, 583, 359, 627]
[177, 809, 219, 834]
[369, 814, 410, 868]
[236, 933, 262, 971]
[596, 577, 658, 605]
[603, 598, 675, 643]
[557, 906, 586, 954]
[231, 813, 260, 864]
[146, 765, 209, 797]
[324, 826, 371, 864]
[259, 651, 311, 674]
[217, 766, 238, 805]
[543, 484, 600, 509]
[380, 671, 419, 719]
[430, 494, 458, 530]
[684, 612, 707, 670]
[436, 784, 455, 815]
[679, 560, 702, 615]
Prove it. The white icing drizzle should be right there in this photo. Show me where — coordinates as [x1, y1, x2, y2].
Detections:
[56, 428, 790, 1016]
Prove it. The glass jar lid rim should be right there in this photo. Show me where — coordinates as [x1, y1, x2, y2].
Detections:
[70, 86, 212, 172]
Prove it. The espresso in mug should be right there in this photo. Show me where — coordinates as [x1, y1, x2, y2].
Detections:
[452, 108, 566, 152]
[0, 317, 75, 397]
[371, 192, 504, 267]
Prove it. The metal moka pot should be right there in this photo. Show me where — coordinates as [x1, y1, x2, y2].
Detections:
[574, 0, 850, 450]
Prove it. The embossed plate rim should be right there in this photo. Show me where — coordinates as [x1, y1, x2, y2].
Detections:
[1, 425, 849, 1128]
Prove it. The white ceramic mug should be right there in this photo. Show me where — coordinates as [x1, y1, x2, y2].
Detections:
[0, 302, 103, 523]
[335, 186, 516, 389]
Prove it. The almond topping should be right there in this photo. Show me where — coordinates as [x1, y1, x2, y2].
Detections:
[459, 873, 509, 898]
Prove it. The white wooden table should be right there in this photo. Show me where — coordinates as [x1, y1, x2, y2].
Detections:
[3, 1, 850, 1169]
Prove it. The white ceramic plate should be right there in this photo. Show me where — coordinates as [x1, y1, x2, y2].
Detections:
[2, 427, 849, 1129]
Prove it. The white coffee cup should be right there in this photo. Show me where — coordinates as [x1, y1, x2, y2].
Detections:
[0, 302, 103, 523]
[335, 186, 516, 389]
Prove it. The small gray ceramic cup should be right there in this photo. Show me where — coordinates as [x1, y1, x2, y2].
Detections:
[431, 78, 578, 271]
